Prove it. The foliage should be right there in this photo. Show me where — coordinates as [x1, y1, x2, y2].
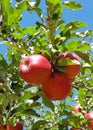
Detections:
[0, 0, 93, 130]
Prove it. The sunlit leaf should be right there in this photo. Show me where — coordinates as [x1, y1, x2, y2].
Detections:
[32, 120, 48, 130]
[40, 92, 55, 111]
[62, 1, 82, 10]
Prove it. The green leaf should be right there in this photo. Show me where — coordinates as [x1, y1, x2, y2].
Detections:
[1, 0, 29, 26]
[47, 0, 61, 5]
[59, 21, 87, 35]
[40, 92, 54, 111]
[32, 120, 48, 130]
[78, 88, 86, 107]
[47, 0, 62, 20]
[55, 66, 66, 72]
[21, 91, 35, 101]
[57, 57, 80, 66]
[62, 1, 82, 10]
[22, 100, 41, 109]
[66, 21, 87, 31]
[10, 1, 29, 26]
[75, 51, 90, 64]
[0, 93, 8, 107]
[13, 26, 39, 39]
[66, 40, 91, 52]
[23, 109, 40, 117]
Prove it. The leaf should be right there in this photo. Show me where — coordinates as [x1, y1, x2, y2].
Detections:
[47, 0, 62, 19]
[78, 88, 86, 107]
[10, 1, 29, 26]
[47, 0, 61, 5]
[58, 124, 68, 130]
[57, 57, 80, 66]
[21, 91, 35, 101]
[14, 26, 40, 39]
[1, 0, 29, 26]
[40, 92, 54, 111]
[31, 120, 48, 130]
[75, 51, 90, 64]
[0, 93, 8, 107]
[23, 109, 40, 117]
[66, 40, 91, 52]
[22, 100, 41, 109]
[55, 66, 66, 72]
[62, 1, 82, 10]
[66, 21, 87, 31]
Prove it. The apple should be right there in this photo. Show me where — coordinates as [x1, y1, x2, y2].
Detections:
[7, 121, 23, 130]
[19, 54, 52, 85]
[88, 120, 93, 130]
[0, 125, 6, 130]
[42, 71, 71, 100]
[58, 52, 80, 80]
[71, 104, 81, 113]
[85, 112, 93, 119]
[85, 112, 93, 130]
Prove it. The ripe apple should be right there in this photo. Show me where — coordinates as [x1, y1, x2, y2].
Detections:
[0, 125, 6, 130]
[85, 112, 93, 119]
[59, 52, 80, 80]
[19, 54, 52, 85]
[42, 71, 71, 100]
[71, 104, 81, 113]
[85, 112, 93, 130]
[7, 121, 23, 130]
[88, 120, 93, 130]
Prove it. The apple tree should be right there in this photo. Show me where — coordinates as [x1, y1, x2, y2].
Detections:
[0, 0, 93, 130]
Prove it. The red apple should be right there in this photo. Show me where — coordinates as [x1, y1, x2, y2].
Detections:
[85, 112, 93, 119]
[85, 112, 93, 130]
[19, 54, 52, 85]
[42, 71, 71, 100]
[88, 120, 93, 130]
[71, 104, 81, 113]
[59, 52, 80, 80]
[7, 121, 23, 130]
[0, 125, 6, 130]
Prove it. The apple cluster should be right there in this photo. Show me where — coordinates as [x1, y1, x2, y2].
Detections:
[19, 52, 80, 100]
[70, 104, 93, 130]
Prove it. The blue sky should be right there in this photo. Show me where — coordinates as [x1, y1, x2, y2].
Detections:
[62, 0, 93, 30]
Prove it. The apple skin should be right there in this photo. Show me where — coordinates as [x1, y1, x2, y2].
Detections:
[19, 54, 52, 85]
[0, 125, 6, 130]
[85, 112, 93, 130]
[7, 121, 23, 130]
[59, 52, 80, 80]
[88, 120, 93, 130]
[85, 112, 93, 119]
[42, 71, 71, 100]
[71, 104, 81, 113]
